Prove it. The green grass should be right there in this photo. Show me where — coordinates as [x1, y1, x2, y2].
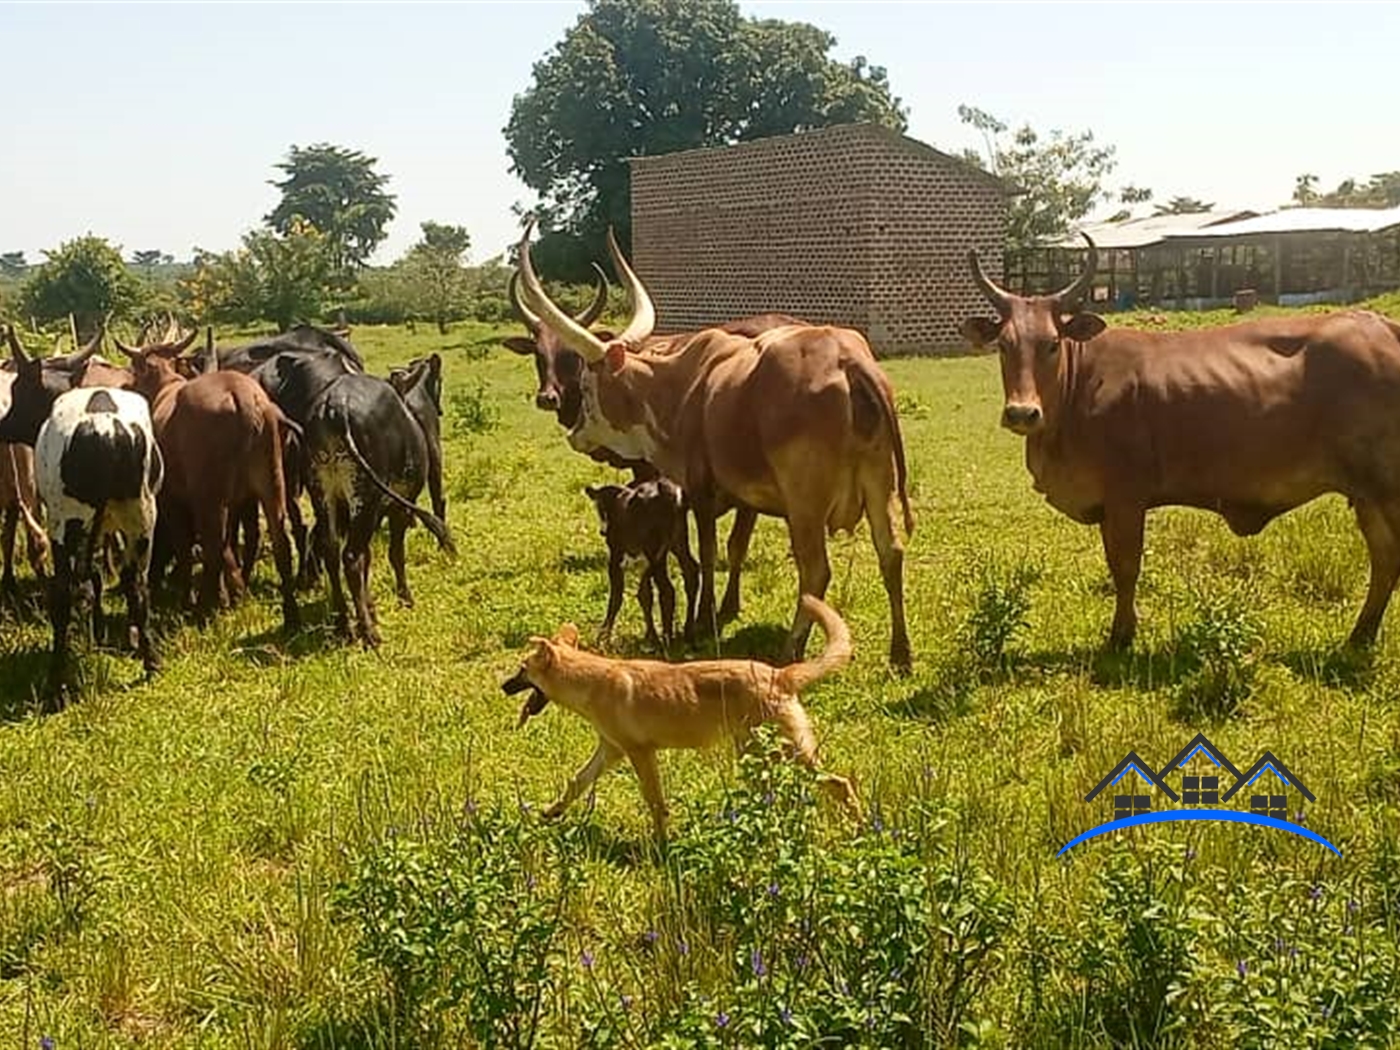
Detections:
[1, 313, 1399, 1047]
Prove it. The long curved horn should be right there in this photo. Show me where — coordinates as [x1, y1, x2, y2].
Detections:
[164, 311, 180, 344]
[514, 220, 610, 363]
[602, 227, 655, 348]
[1051, 233, 1099, 309]
[152, 325, 200, 358]
[507, 269, 541, 332]
[575, 263, 610, 327]
[4, 324, 28, 365]
[968, 246, 1014, 316]
[46, 323, 105, 370]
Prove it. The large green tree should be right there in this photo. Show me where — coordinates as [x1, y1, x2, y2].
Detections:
[20, 235, 142, 339]
[402, 221, 473, 334]
[505, 0, 907, 276]
[958, 105, 1118, 252]
[265, 143, 397, 280]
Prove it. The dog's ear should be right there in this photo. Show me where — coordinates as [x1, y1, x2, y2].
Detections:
[528, 636, 557, 668]
[553, 623, 580, 647]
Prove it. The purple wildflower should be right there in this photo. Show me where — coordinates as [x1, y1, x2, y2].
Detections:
[621, 994, 633, 1010]
[1237, 960, 1248, 977]
[751, 948, 767, 978]
[767, 882, 780, 897]
[1184, 847, 1197, 862]
[1309, 885, 1323, 902]
[1290, 946, 1300, 960]
[678, 939, 690, 956]
[796, 952, 809, 971]
[1322, 1004, 1333, 1020]
[763, 790, 775, 806]
[1295, 811, 1305, 823]
[40, 1039, 54, 1050]
[1347, 899, 1359, 914]
[643, 929, 659, 946]
[580, 949, 595, 970]
[715, 1011, 730, 1029]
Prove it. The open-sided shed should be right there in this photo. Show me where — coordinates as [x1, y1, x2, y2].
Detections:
[628, 123, 1012, 356]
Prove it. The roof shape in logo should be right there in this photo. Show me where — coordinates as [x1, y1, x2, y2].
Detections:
[1158, 732, 1243, 780]
[1221, 751, 1316, 803]
[1086, 750, 1180, 804]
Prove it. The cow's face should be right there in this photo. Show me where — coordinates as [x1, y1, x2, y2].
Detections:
[963, 238, 1106, 436]
[505, 265, 610, 427]
[962, 303, 1105, 435]
[567, 350, 659, 463]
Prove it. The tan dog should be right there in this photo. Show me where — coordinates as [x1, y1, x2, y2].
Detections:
[507, 594, 861, 839]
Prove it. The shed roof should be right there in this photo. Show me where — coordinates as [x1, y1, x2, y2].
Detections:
[1055, 210, 1257, 250]
[626, 121, 1016, 196]
[1168, 205, 1400, 239]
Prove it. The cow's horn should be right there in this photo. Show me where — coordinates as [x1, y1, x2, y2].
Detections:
[4, 324, 28, 365]
[575, 262, 610, 327]
[515, 220, 610, 364]
[164, 311, 181, 344]
[968, 246, 1014, 316]
[1051, 233, 1099, 309]
[114, 336, 142, 359]
[603, 227, 655, 348]
[167, 325, 200, 356]
[507, 269, 541, 332]
[72, 323, 105, 363]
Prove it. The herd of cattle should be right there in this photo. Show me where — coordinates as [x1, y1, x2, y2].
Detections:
[4, 224, 1400, 706]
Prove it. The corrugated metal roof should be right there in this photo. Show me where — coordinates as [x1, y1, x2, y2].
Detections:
[1166, 206, 1400, 238]
[1054, 210, 1256, 250]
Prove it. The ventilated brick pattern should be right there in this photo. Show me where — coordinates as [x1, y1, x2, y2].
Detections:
[629, 123, 1008, 356]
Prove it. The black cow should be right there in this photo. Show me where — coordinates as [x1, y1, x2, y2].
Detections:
[268, 354, 454, 646]
[387, 353, 446, 523]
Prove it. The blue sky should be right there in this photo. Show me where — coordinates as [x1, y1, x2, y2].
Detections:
[1, 2, 1394, 266]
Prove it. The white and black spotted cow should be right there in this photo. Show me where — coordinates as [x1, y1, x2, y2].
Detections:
[1, 330, 164, 699]
[35, 387, 163, 694]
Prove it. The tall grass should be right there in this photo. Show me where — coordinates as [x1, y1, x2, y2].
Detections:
[0, 311, 1396, 1046]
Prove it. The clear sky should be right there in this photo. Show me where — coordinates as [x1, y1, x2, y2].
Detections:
[2, 1, 1395, 266]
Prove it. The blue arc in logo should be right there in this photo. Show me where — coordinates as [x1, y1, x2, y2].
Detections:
[1058, 809, 1342, 857]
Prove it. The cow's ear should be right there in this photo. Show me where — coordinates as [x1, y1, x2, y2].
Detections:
[1059, 312, 1107, 342]
[604, 342, 627, 374]
[960, 317, 1003, 348]
[501, 337, 537, 356]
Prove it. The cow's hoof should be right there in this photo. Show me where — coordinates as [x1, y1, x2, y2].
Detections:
[717, 601, 740, 627]
[396, 589, 414, 609]
[360, 628, 382, 650]
[890, 644, 914, 676]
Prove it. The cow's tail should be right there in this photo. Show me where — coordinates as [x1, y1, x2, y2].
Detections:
[777, 595, 852, 693]
[849, 357, 914, 537]
[337, 414, 457, 556]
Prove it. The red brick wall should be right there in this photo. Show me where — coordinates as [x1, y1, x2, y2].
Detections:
[629, 123, 1008, 356]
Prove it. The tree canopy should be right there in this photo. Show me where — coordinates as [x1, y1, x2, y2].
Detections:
[957, 105, 1118, 253]
[265, 143, 397, 279]
[20, 235, 142, 339]
[505, 0, 907, 276]
[402, 222, 473, 333]
[1292, 171, 1400, 209]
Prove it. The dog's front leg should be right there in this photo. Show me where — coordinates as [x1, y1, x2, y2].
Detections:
[627, 748, 670, 842]
[544, 738, 622, 820]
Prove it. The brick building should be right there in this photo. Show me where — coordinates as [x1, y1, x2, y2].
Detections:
[628, 122, 1011, 356]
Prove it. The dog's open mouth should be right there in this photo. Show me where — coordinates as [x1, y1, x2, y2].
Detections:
[502, 666, 549, 726]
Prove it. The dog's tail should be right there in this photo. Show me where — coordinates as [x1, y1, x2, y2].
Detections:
[778, 595, 852, 693]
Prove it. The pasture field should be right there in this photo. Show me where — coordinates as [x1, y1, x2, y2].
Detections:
[1, 314, 1399, 1048]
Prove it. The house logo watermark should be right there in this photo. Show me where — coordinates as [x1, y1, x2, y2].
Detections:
[1059, 732, 1341, 857]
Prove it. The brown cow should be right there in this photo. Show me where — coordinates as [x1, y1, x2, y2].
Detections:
[117, 328, 301, 631]
[961, 235, 1400, 649]
[506, 269, 806, 630]
[515, 221, 914, 672]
